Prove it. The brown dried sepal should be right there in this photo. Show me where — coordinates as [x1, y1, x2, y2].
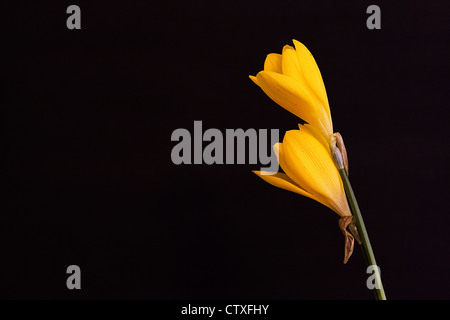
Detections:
[348, 219, 361, 245]
[333, 132, 349, 176]
[339, 216, 359, 264]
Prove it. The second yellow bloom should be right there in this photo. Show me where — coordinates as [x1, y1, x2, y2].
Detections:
[254, 124, 351, 218]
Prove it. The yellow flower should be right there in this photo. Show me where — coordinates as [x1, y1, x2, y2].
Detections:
[251, 40, 357, 262]
[253, 124, 351, 218]
[249, 39, 333, 144]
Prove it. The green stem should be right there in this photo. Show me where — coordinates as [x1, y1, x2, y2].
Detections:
[338, 169, 387, 300]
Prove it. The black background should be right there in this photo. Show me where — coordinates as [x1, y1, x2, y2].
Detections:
[3, 0, 449, 300]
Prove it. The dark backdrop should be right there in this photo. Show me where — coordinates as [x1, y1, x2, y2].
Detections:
[3, 0, 449, 299]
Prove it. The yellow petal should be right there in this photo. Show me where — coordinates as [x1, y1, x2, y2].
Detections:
[292, 40, 330, 117]
[275, 140, 342, 215]
[257, 143, 327, 205]
[281, 45, 303, 83]
[255, 71, 323, 129]
[263, 53, 282, 73]
[249, 75, 258, 85]
[252, 171, 315, 200]
[280, 129, 351, 217]
[299, 123, 331, 153]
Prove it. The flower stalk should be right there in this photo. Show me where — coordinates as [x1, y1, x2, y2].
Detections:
[338, 168, 387, 300]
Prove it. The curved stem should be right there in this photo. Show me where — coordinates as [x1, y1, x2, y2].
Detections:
[339, 169, 387, 300]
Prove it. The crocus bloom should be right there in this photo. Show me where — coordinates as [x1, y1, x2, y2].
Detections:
[249, 39, 333, 145]
[254, 125, 351, 218]
[250, 41, 356, 262]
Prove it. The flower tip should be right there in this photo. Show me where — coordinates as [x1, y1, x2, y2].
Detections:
[282, 44, 294, 53]
[249, 75, 258, 85]
[283, 129, 301, 140]
[292, 39, 305, 48]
